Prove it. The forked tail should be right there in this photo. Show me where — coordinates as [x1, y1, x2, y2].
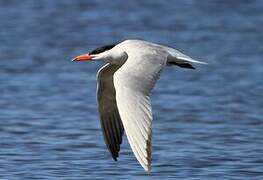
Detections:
[167, 54, 207, 69]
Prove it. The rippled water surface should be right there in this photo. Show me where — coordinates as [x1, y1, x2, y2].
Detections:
[1, 0, 263, 179]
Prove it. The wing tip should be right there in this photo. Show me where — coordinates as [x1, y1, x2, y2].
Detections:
[142, 163, 152, 173]
[113, 156, 118, 161]
[111, 150, 120, 161]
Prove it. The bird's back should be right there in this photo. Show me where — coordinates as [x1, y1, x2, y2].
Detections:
[116, 40, 169, 66]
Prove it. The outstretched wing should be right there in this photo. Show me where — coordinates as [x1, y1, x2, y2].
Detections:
[96, 63, 124, 161]
[113, 52, 166, 172]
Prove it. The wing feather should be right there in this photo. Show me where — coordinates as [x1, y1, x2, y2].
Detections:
[97, 63, 124, 161]
[113, 53, 165, 172]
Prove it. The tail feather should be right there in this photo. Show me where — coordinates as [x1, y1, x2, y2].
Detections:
[167, 54, 207, 69]
[168, 61, 195, 69]
[176, 56, 208, 64]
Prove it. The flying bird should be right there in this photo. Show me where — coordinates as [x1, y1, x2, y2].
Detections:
[72, 39, 206, 172]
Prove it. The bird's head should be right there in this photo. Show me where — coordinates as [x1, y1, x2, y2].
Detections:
[72, 44, 120, 62]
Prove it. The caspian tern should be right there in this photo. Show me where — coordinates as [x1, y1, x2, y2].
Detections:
[72, 39, 206, 172]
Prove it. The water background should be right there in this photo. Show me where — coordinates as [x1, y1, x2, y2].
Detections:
[1, 0, 263, 179]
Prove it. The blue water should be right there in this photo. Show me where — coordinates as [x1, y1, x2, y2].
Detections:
[1, 0, 263, 179]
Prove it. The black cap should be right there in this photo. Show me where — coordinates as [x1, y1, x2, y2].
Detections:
[89, 44, 116, 55]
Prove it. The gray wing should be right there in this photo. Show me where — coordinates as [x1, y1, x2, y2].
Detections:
[96, 63, 124, 161]
[113, 53, 165, 172]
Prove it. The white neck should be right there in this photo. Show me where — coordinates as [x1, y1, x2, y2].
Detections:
[92, 48, 128, 64]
